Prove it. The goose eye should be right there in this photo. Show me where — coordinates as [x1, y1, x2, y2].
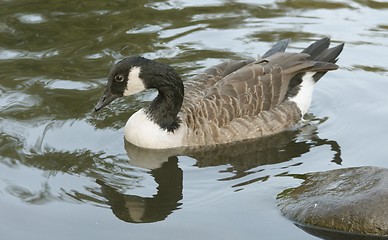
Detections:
[114, 74, 125, 82]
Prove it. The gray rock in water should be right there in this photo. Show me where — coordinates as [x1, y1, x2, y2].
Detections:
[278, 166, 388, 238]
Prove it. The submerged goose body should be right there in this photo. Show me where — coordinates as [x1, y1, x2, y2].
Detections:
[95, 38, 344, 149]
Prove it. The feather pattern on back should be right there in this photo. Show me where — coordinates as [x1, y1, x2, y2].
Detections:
[180, 42, 342, 147]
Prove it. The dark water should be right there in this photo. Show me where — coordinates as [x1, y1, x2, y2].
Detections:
[1, 0, 388, 239]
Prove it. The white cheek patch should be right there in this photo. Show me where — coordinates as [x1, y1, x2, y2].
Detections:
[123, 66, 146, 96]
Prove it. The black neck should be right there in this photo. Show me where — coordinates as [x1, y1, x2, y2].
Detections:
[145, 73, 184, 132]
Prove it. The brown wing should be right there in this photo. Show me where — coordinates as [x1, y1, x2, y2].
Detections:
[182, 52, 337, 128]
[182, 59, 254, 106]
[183, 53, 306, 124]
[178, 39, 342, 147]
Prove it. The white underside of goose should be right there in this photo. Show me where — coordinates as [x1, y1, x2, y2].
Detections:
[289, 72, 315, 116]
[124, 109, 187, 149]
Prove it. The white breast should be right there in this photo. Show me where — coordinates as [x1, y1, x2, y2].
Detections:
[124, 109, 187, 149]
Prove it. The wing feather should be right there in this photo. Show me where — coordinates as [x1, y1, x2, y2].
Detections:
[183, 59, 254, 105]
[182, 51, 337, 130]
[178, 38, 343, 147]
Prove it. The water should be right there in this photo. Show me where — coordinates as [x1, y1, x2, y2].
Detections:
[1, 0, 388, 239]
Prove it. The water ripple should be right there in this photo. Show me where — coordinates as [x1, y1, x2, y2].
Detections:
[0, 48, 59, 60]
[16, 13, 47, 24]
[0, 92, 41, 112]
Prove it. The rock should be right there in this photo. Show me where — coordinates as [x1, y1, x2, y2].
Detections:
[278, 166, 388, 238]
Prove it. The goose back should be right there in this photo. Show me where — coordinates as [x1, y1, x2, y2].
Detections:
[180, 51, 338, 147]
[183, 59, 254, 106]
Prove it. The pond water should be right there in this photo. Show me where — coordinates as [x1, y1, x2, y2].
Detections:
[1, 0, 388, 239]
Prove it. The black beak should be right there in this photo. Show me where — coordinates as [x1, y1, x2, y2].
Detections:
[95, 90, 119, 112]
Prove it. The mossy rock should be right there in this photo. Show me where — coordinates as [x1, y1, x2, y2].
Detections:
[278, 166, 388, 239]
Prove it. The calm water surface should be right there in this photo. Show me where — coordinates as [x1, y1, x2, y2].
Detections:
[1, 0, 388, 239]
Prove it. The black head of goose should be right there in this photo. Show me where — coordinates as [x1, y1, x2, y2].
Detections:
[95, 38, 344, 149]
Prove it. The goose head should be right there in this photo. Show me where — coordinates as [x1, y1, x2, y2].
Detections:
[95, 56, 184, 132]
[95, 56, 147, 111]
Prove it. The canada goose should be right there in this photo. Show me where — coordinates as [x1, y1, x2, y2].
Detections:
[95, 38, 344, 149]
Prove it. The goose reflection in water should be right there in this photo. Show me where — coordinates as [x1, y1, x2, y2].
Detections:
[98, 119, 341, 223]
[96, 157, 182, 223]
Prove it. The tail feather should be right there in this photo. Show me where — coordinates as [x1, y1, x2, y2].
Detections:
[302, 37, 330, 59]
[286, 38, 344, 115]
[315, 43, 345, 63]
[288, 38, 344, 83]
[311, 42, 344, 81]
[262, 39, 290, 58]
[309, 61, 339, 72]
[267, 52, 338, 75]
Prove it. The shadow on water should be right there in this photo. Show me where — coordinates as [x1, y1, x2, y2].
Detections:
[296, 223, 388, 240]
